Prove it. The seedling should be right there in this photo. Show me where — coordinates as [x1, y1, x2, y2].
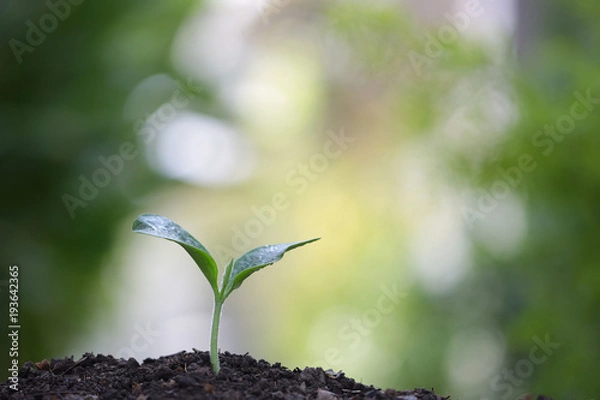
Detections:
[132, 213, 319, 374]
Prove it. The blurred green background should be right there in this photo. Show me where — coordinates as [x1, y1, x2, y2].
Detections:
[1, 0, 599, 399]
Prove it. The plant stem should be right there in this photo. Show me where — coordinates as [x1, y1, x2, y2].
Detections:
[210, 297, 224, 374]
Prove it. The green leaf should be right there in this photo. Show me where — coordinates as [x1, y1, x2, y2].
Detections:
[132, 214, 219, 294]
[220, 258, 234, 296]
[221, 238, 320, 300]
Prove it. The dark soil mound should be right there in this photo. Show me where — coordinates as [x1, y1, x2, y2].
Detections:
[1, 350, 449, 399]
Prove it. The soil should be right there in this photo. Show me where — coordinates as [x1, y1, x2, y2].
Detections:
[0, 351, 553, 400]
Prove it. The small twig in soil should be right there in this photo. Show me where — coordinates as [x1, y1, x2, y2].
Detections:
[59, 356, 89, 376]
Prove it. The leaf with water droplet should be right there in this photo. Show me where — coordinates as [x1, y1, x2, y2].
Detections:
[220, 238, 320, 300]
[132, 214, 219, 293]
[132, 213, 320, 374]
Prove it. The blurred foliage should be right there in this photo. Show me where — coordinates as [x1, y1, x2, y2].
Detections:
[1, 1, 599, 399]
[466, 2, 600, 398]
[260, 1, 600, 399]
[0, 0, 197, 379]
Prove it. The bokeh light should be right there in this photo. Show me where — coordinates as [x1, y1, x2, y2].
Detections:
[2, 1, 599, 399]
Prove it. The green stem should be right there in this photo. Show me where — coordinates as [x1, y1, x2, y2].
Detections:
[210, 296, 224, 374]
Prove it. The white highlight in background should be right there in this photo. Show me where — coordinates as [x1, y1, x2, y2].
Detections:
[145, 112, 256, 186]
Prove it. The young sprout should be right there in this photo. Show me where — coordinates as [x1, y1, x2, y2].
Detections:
[132, 213, 319, 374]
